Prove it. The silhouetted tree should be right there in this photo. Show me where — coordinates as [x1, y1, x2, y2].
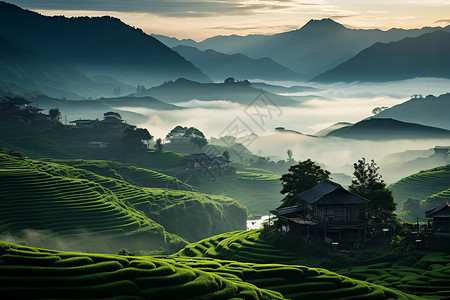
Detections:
[165, 125, 207, 150]
[349, 158, 396, 222]
[122, 125, 153, 151]
[287, 149, 293, 160]
[104, 111, 122, 119]
[224, 77, 235, 84]
[222, 151, 230, 161]
[154, 138, 163, 152]
[48, 108, 61, 122]
[280, 159, 331, 207]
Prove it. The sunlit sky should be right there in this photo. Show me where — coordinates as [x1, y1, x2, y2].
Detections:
[6, 0, 450, 40]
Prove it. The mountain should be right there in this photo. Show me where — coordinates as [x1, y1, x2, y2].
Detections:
[154, 18, 449, 79]
[172, 45, 301, 81]
[137, 78, 299, 106]
[0, 35, 118, 99]
[314, 122, 353, 137]
[0, 2, 210, 88]
[372, 93, 450, 130]
[313, 31, 450, 82]
[325, 118, 450, 140]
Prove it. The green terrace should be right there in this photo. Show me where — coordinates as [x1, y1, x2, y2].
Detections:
[0, 240, 417, 299]
[0, 154, 247, 252]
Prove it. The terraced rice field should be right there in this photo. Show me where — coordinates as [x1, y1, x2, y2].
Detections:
[44, 159, 192, 190]
[0, 154, 247, 250]
[339, 252, 450, 299]
[0, 240, 416, 299]
[0, 240, 282, 299]
[390, 165, 450, 204]
[177, 229, 450, 299]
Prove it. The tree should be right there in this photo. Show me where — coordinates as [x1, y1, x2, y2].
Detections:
[280, 159, 331, 207]
[154, 138, 163, 152]
[287, 149, 293, 160]
[349, 158, 396, 222]
[104, 111, 122, 119]
[48, 108, 61, 122]
[122, 125, 153, 151]
[224, 77, 235, 84]
[222, 151, 230, 161]
[165, 125, 207, 150]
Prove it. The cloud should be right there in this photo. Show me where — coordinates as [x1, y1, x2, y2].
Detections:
[7, 0, 296, 18]
[435, 19, 450, 25]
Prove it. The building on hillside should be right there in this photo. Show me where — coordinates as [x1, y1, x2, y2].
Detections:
[270, 180, 370, 246]
[0, 97, 48, 123]
[184, 153, 212, 169]
[101, 115, 124, 125]
[431, 146, 449, 160]
[69, 119, 95, 128]
[87, 141, 110, 149]
[425, 201, 450, 236]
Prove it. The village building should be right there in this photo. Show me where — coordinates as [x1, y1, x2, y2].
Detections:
[0, 97, 48, 122]
[270, 179, 370, 247]
[101, 114, 124, 126]
[69, 119, 95, 128]
[425, 201, 450, 236]
[87, 141, 110, 149]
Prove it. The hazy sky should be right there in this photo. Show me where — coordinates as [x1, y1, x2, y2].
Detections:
[7, 0, 450, 40]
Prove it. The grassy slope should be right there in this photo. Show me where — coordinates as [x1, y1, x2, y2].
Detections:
[0, 154, 247, 250]
[390, 165, 450, 204]
[177, 229, 450, 299]
[0, 239, 415, 300]
[389, 165, 450, 219]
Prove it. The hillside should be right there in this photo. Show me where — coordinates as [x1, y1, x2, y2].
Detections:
[172, 45, 300, 81]
[373, 93, 450, 130]
[312, 30, 450, 82]
[31, 95, 182, 125]
[389, 165, 450, 221]
[155, 18, 449, 79]
[0, 154, 247, 252]
[0, 2, 210, 89]
[137, 78, 298, 106]
[177, 229, 450, 299]
[325, 118, 450, 141]
[0, 239, 418, 299]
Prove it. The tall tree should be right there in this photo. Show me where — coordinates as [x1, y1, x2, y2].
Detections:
[349, 158, 396, 222]
[48, 108, 61, 122]
[154, 138, 163, 152]
[122, 125, 153, 151]
[280, 159, 330, 207]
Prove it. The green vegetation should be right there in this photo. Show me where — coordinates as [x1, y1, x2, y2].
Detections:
[389, 165, 450, 221]
[0, 239, 417, 299]
[339, 252, 450, 298]
[0, 240, 283, 299]
[0, 154, 247, 252]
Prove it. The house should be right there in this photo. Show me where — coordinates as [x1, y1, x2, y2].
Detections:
[0, 97, 48, 122]
[184, 153, 211, 169]
[87, 141, 109, 149]
[425, 201, 450, 236]
[270, 180, 370, 245]
[101, 115, 123, 125]
[69, 119, 95, 128]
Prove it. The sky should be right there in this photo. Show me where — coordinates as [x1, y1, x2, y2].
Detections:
[6, 0, 450, 40]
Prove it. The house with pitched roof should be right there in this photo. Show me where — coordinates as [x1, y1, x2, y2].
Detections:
[270, 179, 370, 245]
[425, 201, 450, 236]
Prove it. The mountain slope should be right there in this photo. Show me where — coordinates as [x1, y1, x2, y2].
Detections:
[138, 78, 298, 106]
[172, 45, 301, 81]
[0, 2, 210, 88]
[373, 93, 450, 130]
[313, 30, 450, 82]
[325, 118, 450, 140]
[156, 18, 449, 79]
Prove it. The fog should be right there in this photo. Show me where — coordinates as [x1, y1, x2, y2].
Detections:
[116, 78, 450, 183]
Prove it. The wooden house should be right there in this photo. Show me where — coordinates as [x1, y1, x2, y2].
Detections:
[270, 180, 370, 245]
[425, 201, 450, 236]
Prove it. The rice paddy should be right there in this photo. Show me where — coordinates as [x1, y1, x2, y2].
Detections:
[0, 239, 418, 299]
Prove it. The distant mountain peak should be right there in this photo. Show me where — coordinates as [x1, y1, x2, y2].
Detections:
[301, 18, 347, 31]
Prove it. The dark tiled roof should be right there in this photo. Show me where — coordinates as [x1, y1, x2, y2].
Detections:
[270, 205, 304, 216]
[297, 179, 369, 205]
[425, 201, 450, 218]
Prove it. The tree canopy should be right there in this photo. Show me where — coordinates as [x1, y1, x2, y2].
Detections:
[349, 158, 396, 222]
[280, 159, 331, 207]
[165, 125, 207, 150]
[48, 108, 61, 122]
[122, 125, 153, 152]
[104, 111, 122, 119]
